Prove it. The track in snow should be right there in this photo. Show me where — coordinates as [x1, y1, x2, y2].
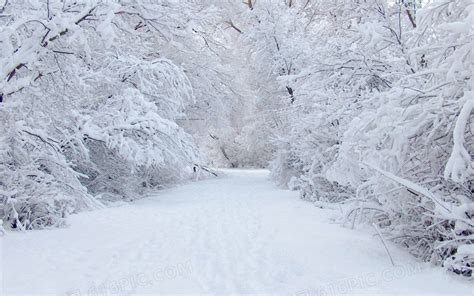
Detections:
[1, 169, 471, 295]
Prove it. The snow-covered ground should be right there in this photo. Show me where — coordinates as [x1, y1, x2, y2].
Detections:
[1, 170, 471, 295]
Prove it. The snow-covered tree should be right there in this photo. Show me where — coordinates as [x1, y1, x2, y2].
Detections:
[233, 0, 472, 276]
[0, 0, 207, 229]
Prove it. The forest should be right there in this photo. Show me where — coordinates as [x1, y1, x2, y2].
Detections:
[0, 0, 473, 283]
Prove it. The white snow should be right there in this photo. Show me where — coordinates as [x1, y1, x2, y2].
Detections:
[1, 170, 471, 295]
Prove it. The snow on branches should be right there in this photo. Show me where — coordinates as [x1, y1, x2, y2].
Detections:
[240, 0, 473, 276]
[0, 0, 207, 229]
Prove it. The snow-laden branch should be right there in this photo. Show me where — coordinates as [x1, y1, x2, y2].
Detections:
[444, 94, 474, 183]
[364, 162, 451, 213]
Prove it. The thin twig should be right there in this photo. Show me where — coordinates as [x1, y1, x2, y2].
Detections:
[373, 223, 396, 266]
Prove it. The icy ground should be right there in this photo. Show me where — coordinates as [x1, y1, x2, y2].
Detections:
[1, 170, 472, 295]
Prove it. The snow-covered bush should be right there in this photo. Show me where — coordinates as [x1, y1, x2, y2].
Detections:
[0, 0, 205, 229]
[79, 86, 199, 201]
[327, 0, 474, 276]
[237, 0, 473, 276]
[0, 99, 102, 230]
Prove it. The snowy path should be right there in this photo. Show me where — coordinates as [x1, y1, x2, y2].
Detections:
[2, 169, 471, 295]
